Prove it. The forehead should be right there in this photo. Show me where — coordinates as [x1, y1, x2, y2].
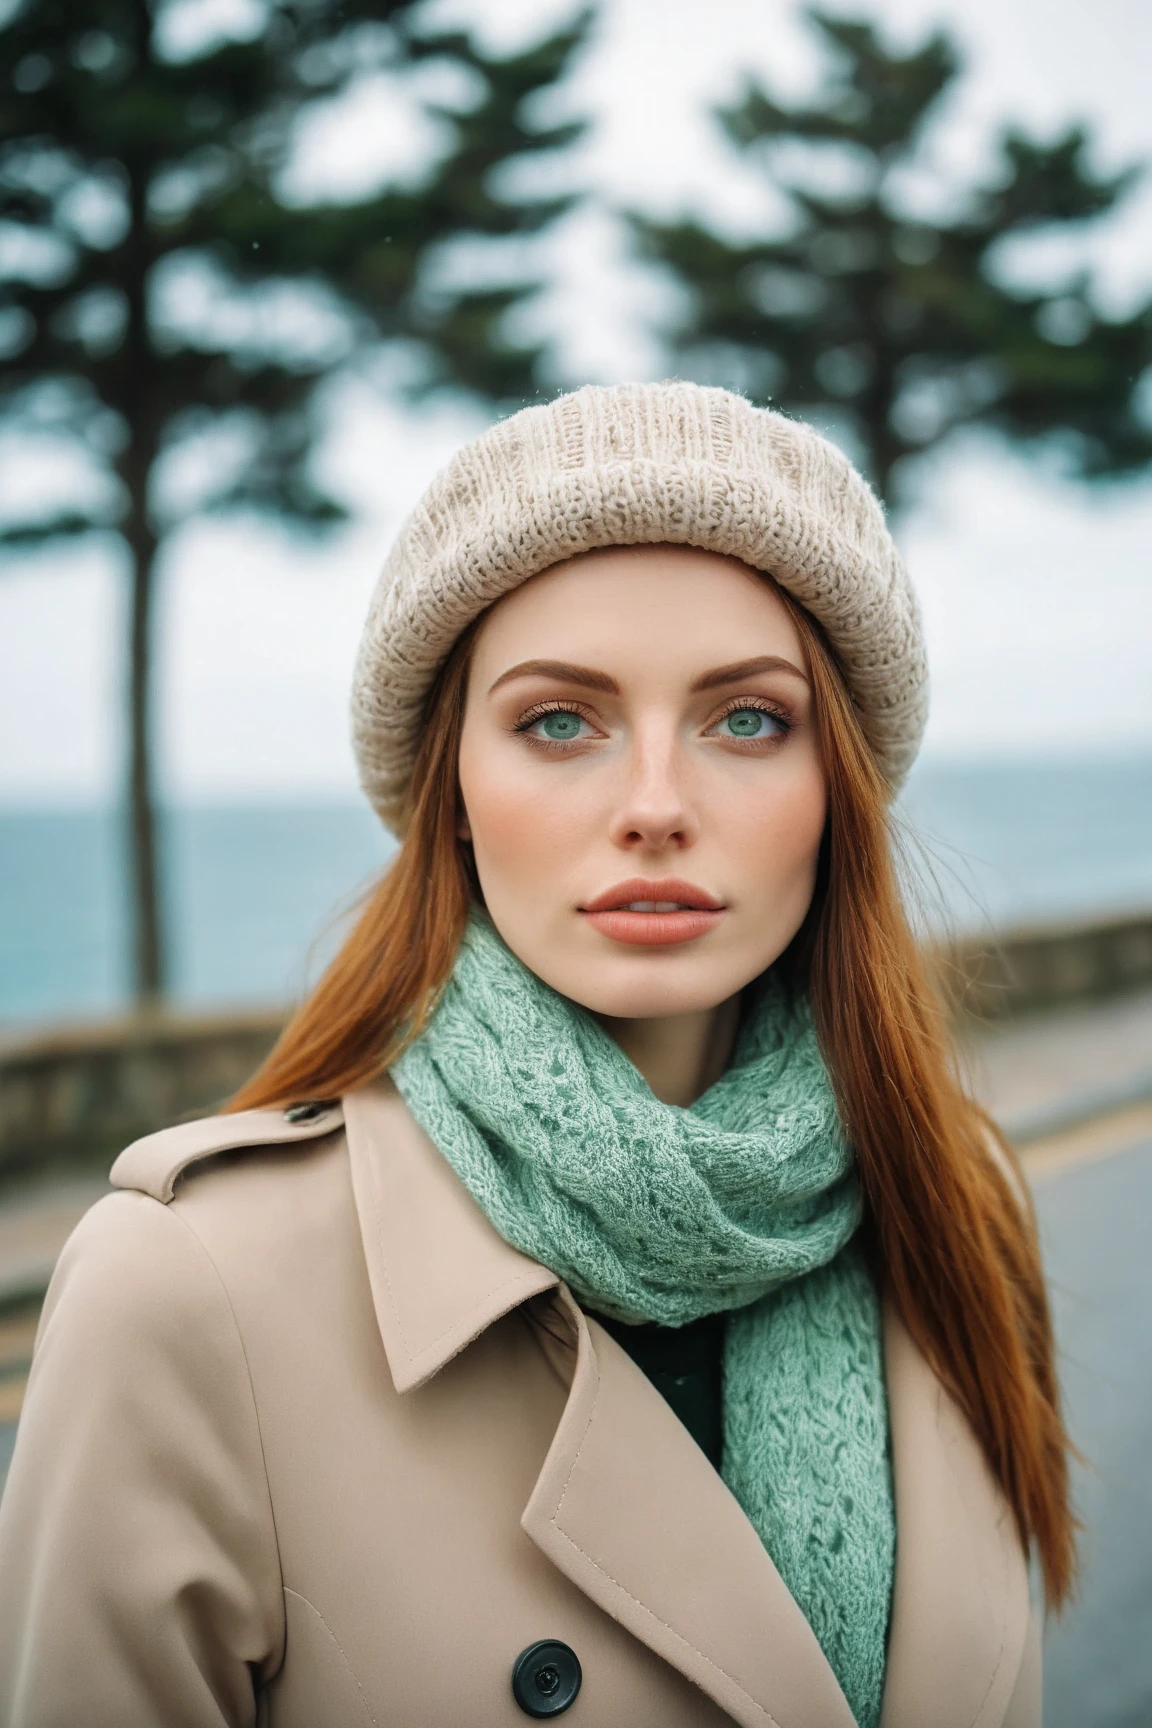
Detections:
[469, 546, 805, 682]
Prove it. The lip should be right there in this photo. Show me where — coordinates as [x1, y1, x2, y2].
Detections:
[578, 878, 726, 948]
[580, 878, 725, 914]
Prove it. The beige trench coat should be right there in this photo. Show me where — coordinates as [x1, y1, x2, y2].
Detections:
[0, 1082, 1041, 1727]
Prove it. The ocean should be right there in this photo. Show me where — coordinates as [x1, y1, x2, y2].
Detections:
[2, 756, 1151, 1029]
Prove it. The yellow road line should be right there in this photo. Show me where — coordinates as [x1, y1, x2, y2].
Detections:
[1019, 1100, 1152, 1183]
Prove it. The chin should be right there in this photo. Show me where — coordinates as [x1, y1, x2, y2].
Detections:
[542, 948, 755, 1022]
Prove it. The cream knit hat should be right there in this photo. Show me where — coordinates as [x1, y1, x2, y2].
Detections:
[352, 382, 927, 833]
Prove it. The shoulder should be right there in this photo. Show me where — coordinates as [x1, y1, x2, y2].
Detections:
[43, 1100, 351, 1340]
[109, 1098, 345, 1203]
[51, 1086, 435, 1345]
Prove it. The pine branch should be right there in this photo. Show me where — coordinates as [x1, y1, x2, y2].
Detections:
[629, 9, 1152, 506]
[0, 509, 115, 546]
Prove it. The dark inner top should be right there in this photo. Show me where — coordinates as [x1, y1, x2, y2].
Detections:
[590, 1309, 727, 1469]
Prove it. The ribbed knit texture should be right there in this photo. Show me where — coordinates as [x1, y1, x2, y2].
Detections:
[352, 381, 927, 834]
[393, 914, 895, 1727]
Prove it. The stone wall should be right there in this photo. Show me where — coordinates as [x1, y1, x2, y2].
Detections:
[0, 1011, 282, 1182]
[943, 911, 1152, 1020]
[2, 910, 1150, 1182]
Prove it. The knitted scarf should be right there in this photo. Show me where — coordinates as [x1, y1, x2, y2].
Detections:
[393, 914, 894, 1727]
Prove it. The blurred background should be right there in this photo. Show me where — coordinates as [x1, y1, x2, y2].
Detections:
[1, 0, 1150, 1721]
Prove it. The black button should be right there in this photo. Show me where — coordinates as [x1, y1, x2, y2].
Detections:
[283, 1101, 330, 1124]
[511, 1641, 582, 1717]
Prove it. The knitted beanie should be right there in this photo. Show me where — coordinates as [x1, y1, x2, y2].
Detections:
[352, 381, 927, 834]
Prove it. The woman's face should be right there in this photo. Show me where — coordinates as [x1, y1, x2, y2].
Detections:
[456, 545, 827, 1020]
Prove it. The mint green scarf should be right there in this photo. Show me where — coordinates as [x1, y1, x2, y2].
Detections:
[394, 914, 894, 1727]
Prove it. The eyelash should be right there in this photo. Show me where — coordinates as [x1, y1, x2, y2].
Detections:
[708, 697, 794, 737]
[511, 699, 599, 751]
[510, 696, 794, 748]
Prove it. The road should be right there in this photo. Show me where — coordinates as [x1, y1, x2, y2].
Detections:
[1034, 1136, 1152, 1728]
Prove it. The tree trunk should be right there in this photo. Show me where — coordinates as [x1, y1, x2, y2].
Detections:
[122, 0, 164, 1005]
[872, 450, 899, 513]
[859, 373, 904, 514]
[125, 507, 164, 1004]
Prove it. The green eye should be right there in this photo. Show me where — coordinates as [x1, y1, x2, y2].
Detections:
[540, 710, 583, 740]
[724, 707, 772, 738]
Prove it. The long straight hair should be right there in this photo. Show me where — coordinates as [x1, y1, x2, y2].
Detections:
[231, 584, 1075, 1608]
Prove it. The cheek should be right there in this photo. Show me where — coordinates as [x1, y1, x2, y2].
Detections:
[458, 735, 593, 879]
[724, 759, 827, 892]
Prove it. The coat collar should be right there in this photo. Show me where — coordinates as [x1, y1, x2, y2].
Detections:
[343, 1080, 1031, 1728]
[342, 1084, 557, 1392]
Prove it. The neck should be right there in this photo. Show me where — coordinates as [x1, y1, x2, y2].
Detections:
[593, 995, 742, 1107]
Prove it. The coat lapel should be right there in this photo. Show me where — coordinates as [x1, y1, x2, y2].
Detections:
[344, 1082, 1030, 1728]
[879, 1306, 1032, 1728]
[345, 1081, 855, 1725]
[522, 1295, 858, 1728]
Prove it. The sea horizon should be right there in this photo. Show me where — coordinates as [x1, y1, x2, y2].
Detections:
[2, 753, 1151, 1029]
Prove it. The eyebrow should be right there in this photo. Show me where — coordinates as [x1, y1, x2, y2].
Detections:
[487, 659, 620, 696]
[690, 655, 808, 691]
[487, 653, 808, 697]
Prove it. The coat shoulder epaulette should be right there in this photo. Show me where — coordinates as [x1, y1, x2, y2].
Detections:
[109, 1100, 344, 1203]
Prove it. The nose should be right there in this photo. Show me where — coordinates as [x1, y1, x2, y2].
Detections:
[606, 724, 700, 853]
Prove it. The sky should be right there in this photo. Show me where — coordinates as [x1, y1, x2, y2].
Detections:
[2, 0, 1151, 803]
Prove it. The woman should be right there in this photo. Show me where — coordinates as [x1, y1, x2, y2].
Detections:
[0, 382, 1072, 1727]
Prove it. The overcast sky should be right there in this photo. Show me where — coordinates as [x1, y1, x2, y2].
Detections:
[2, 0, 1151, 803]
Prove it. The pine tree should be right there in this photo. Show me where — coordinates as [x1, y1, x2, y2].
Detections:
[0, 0, 591, 1001]
[629, 9, 1152, 508]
